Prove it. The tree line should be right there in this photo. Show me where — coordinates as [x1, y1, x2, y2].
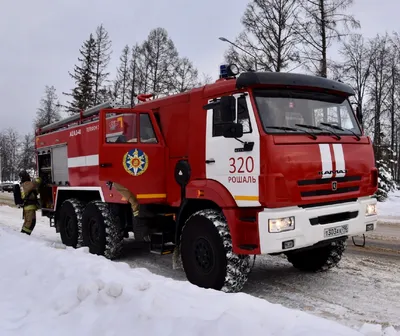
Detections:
[0, 25, 209, 182]
[1, 0, 398, 199]
[62, 25, 210, 113]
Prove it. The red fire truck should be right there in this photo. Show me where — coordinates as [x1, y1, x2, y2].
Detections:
[34, 65, 378, 292]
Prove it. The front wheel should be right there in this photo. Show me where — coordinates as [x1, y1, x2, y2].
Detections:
[81, 201, 124, 260]
[285, 238, 347, 272]
[180, 209, 251, 293]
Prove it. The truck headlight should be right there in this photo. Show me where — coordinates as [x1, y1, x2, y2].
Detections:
[268, 217, 295, 233]
[366, 204, 377, 216]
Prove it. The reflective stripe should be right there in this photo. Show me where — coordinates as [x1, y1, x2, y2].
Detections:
[23, 205, 37, 211]
[68, 155, 99, 168]
[21, 227, 32, 233]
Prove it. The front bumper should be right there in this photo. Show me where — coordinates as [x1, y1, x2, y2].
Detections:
[257, 197, 378, 254]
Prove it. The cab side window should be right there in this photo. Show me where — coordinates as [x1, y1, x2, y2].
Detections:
[140, 114, 158, 143]
[237, 95, 252, 133]
[106, 114, 137, 143]
[212, 95, 252, 137]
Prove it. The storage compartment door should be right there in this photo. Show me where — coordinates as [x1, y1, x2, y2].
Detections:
[52, 145, 69, 185]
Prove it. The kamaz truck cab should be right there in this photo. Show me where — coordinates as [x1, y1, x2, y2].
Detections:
[194, 65, 377, 288]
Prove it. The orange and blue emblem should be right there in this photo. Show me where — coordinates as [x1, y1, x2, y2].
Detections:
[123, 148, 149, 176]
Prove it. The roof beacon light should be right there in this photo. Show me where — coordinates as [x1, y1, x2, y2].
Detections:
[219, 64, 240, 79]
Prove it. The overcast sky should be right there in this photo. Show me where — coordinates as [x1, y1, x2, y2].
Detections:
[1, 0, 399, 136]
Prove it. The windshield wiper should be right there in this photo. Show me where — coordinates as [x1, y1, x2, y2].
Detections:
[320, 122, 361, 141]
[265, 126, 317, 140]
[295, 123, 341, 140]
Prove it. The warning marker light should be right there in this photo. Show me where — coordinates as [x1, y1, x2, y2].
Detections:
[220, 64, 239, 79]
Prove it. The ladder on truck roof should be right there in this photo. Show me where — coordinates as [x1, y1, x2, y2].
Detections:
[37, 94, 156, 135]
[37, 100, 130, 135]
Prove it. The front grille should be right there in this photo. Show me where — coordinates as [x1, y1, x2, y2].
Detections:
[300, 198, 358, 209]
[298, 175, 361, 186]
[301, 186, 359, 197]
[309, 211, 358, 225]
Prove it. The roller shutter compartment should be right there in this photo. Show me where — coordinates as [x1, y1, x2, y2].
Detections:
[52, 145, 68, 184]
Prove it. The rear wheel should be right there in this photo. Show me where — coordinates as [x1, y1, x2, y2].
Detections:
[286, 238, 347, 272]
[81, 201, 124, 260]
[58, 199, 84, 248]
[180, 209, 251, 293]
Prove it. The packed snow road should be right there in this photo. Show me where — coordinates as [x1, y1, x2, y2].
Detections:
[0, 191, 13, 207]
[120, 238, 400, 331]
[0, 205, 399, 333]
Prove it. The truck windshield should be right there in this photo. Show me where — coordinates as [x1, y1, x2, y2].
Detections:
[253, 89, 362, 136]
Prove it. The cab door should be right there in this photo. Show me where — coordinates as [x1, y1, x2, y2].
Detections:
[98, 109, 167, 203]
[205, 93, 261, 207]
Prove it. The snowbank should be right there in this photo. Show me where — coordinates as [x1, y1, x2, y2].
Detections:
[0, 227, 393, 336]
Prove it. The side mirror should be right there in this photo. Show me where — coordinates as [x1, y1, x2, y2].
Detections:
[220, 96, 236, 122]
[223, 122, 243, 138]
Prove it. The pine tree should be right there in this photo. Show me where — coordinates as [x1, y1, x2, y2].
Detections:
[97, 86, 113, 104]
[142, 28, 179, 97]
[64, 33, 97, 114]
[0, 128, 19, 181]
[376, 159, 397, 201]
[126, 44, 144, 106]
[114, 45, 130, 105]
[18, 134, 35, 172]
[368, 34, 392, 161]
[93, 24, 112, 105]
[34, 85, 61, 129]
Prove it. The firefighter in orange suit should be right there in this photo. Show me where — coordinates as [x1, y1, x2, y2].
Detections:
[19, 170, 42, 235]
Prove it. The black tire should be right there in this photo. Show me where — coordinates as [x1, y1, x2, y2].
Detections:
[286, 239, 347, 272]
[180, 209, 251, 293]
[58, 199, 84, 248]
[81, 201, 124, 260]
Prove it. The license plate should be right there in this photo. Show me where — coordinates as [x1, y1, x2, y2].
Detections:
[324, 224, 349, 238]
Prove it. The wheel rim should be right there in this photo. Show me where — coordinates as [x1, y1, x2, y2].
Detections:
[88, 218, 100, 246]
[64, 216, 75, 239]
[194, 237, 215, 273]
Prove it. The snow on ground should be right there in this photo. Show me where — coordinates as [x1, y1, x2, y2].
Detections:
[247, 251, 400, 331]
[0, 224, 383, 336]
[0, 205, 399, 335]
[377, 189, 400, 223]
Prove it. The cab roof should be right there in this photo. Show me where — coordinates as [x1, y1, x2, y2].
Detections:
[236, 72, 355, 96]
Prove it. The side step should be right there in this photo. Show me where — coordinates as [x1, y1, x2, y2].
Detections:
[150, 232, 175, 255]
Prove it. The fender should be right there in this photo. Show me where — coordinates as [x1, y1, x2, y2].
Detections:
[185, 179, 237, 208]
[54, 186, 105, 211]
[174, 179, 237, 246]
[180, 179, 261, 254]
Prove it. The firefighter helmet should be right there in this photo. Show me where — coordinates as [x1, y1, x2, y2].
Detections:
[18, 170, 31, 183]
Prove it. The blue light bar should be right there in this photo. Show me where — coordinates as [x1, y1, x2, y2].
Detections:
[220, 64, 228, 78]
